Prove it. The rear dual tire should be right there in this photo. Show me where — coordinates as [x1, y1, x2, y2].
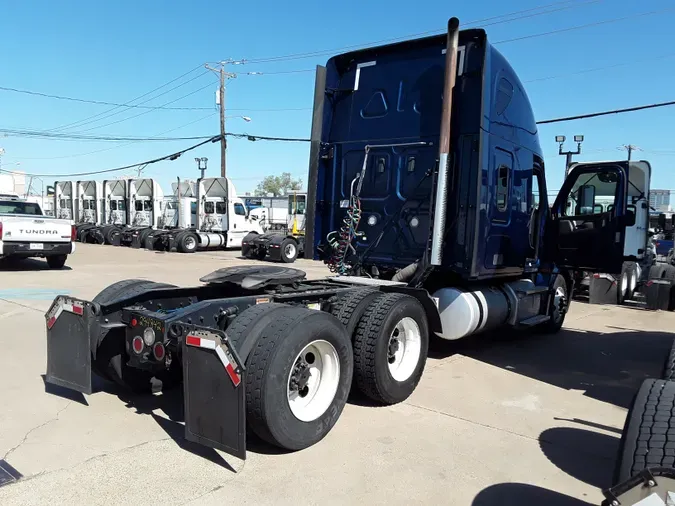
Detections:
[330, 290, 429, 405]
[227, 303, 353, 451]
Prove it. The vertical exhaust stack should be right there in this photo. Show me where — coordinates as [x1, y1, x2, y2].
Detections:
[430, 17, 460, 266]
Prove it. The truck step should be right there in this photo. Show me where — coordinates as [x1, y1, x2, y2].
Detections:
[519, 315, 550, 327]
[516, 285, 549, 297]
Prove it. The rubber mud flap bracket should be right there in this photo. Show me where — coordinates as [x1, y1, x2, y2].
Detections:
[45, 296, 94, 395]
[182, 326, 247, 460]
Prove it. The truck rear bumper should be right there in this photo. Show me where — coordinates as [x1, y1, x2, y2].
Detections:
[44, 296, 248, 460]
[0, 240, 73, 257]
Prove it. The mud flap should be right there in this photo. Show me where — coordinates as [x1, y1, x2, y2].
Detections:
[45, 296, 95, 394]
[589, 274, 618, 305]
[182, 326, 247, 460]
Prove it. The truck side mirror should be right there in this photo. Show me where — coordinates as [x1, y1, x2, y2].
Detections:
[658, 214, 666, 229]
[578, 185, 595, 211]
[624, 209, 636, 227]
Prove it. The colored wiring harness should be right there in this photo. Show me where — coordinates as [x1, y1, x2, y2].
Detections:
[326, 196, 362, 275]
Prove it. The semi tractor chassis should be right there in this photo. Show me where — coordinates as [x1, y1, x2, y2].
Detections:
[45, 265, 565, 461]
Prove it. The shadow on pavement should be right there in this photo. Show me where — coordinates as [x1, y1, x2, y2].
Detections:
[472, 483, 594, 506]
[539, 427, 619, 489]
[430, 325, 674, 409]
[0, 258, 72, 272]
[41, 374, 89, 406]
[111, 384, 289, 470]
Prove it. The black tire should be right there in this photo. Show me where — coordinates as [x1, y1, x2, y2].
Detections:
[177, 232, 198, 253]
[241, 232, 258, 257]
[663, 264, 675, 282]
[138, 229, 153, 248]
[227, 303, 353, 451]
[144, 232, 156, 250]
[353, 293, 429, 404]
[46, 255, 67, 269]
[104, 226, 121, 245]
[625, 264, 637, 301]
[279, 238, 298, 263]
[614, 378, 675, 483]
[540, 274, 569, 334]
[649, 264, 666, 280]
[92, 279, 176, 392]
[663, 340, 675, 380]
[329, 288, 383, 339]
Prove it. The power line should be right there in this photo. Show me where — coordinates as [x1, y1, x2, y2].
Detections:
[72, 80, 215, 134]
[495, 6, 675, 45]
[2, 113, 217, 161]
[51, 69, 211, 133]
[45, 65, 207, 133]
[0, 135, 222, 178]
[536, 99, 675, 124]
[0, 85, 214, 110]
[524, 51, 675, 83]
[244, 0, 602, 64]
[0, 128, 213, 142]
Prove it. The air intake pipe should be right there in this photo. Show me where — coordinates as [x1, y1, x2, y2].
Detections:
[430, 17, 460, 266]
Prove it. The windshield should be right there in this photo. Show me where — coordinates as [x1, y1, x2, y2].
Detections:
[0, 200, 43, 215]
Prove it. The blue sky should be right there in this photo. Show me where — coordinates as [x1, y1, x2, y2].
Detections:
[1, 0, 674, 197]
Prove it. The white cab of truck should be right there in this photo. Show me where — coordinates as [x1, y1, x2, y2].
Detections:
[0, 196, 76, 269]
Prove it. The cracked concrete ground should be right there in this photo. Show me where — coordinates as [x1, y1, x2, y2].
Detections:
[1, 245, 674, 505]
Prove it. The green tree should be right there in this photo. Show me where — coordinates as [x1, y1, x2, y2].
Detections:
[254, 172, 303, 197]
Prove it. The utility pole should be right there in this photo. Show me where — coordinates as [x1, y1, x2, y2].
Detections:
[619, 144, 641, 161]
[205, 61, 242, 179]
[556, 135, 584, 178]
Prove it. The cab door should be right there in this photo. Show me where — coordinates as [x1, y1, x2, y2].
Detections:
[549, 162, 631, 273]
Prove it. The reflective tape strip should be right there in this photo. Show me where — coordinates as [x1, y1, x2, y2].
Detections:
[215, 346, 241, 387]
[186, 333, 241, 387]
[185, 335, 216, 350]
[46, 299, 84, 329]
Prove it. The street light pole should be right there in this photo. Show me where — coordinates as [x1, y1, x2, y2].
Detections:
[556, 135, 584, 177]
[195, 157, 208, 179]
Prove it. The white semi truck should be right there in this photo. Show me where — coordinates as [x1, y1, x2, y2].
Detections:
[569, 160, 654, 305]
[73, 180, 104, 242]
[54, 181, 76, 221]
[145, 177, 263, 253]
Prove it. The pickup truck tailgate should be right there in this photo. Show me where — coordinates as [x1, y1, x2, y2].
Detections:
[1, 215, 73, 243]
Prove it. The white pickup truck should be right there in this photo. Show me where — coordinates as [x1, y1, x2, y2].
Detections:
[0, 195, 75, 269]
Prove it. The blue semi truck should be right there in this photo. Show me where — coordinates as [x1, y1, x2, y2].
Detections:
[44, 18, 637, 463]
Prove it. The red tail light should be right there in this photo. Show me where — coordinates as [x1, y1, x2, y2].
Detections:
[0, 222, 3, 240]
[71, 225, 77, 241]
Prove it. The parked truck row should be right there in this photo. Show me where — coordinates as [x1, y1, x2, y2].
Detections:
[53, 176, 308, 261]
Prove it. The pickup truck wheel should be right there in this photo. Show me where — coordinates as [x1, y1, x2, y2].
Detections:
[92, 280, 176, 390]
[177, 232, 198, 253]
[227, 304, 353, 451]
[279, 238, 298, 263]
[353, 293, 429, 405]
[614, 379, 675, 483]
[47, 255, 67, 269]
